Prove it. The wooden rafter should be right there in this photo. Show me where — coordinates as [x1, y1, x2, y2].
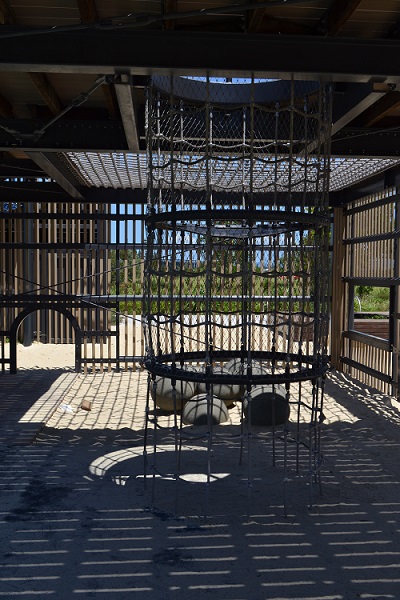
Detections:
[0, 92, 13, 117]
[114, 74, 140, 152]
[101, 83, 119, 120]
[163, 0, 178, 31]
[247, 0, 311, 35]
[75, 0, 120, 120]
[0, 0, 63, 116]
[318, 0, 362, 36]
[29, 73, 63, 116]
[257, 14, 311, 35]
[385, 15, 400, 39]
[353, 89, 400, 127]
[247, 0, 314, 34]
[247, 1, 266, 32]
[27, 152, 85, 200]
[0, 0, 15, 24]
[76, 0, 98, 24]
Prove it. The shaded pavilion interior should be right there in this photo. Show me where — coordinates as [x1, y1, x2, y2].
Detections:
[2, 1, 400, 396]
[1, 3, 400, 599]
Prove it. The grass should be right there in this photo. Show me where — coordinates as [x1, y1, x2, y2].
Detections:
[355, 286, 390, 314]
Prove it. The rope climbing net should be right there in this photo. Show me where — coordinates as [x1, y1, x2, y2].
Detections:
[143, 76, 332, 515]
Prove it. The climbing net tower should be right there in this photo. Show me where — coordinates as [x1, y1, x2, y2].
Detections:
[143, 76, 332, 515]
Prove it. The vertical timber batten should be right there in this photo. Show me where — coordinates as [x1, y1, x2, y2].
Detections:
[331, 206, 346, 370]
[340, 186, 398, 395]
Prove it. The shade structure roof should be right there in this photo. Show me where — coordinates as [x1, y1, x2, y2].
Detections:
[2, 1, 400, 202]
[62, 151, 400, 193]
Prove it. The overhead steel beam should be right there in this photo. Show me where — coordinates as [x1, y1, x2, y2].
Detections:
[351, 89, 400, 127]
[0, 5, 64, 115]
[2, 116, 400, 157]
[331, 128, 400, 157]
[2, 29, 400, 82]
[257, 15, 311, 35]
[0, 179, 64, 193]
[26, 151, 85, 199]
[75, 0, 121, 121]
[0, 118, 129, 152]
[331, 83, 387, 137]
[0, 176, 397, 208]
[114, 74, 140, 152]
[304, 82, 388, 158]
[0, 184, 323, 207]
[0, 154, 50, 176]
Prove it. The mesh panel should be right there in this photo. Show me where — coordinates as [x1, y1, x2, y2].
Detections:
[142, 76, 334, 515]
[143, 76, 332, 383]
[60, 152, 400, 192]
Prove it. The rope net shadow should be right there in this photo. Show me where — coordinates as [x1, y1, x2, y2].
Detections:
[143, 76, 332, 515]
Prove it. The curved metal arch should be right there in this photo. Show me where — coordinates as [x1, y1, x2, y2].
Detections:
[9, 306, 82, 374]
[151, 75, 320, 104]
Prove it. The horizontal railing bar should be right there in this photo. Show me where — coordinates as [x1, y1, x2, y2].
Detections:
[89, 294, 313, 302]
[0, 242, 317, 251]
[0, 294, 314, 303]
[0, 243, 145, 250]
[342, 329, 390, 351]
[343, 277, 399, 286]
[344, 231, 399, 244]
[1, 212, 145, 221]
[344, 194, 397, 216]
[340, 356, 392, 384]
[81, 357, 143, 364]
[82, 331, 117, 337]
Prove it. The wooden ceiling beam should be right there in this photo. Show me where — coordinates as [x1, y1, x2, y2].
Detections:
[0, 0, 16, 24]
[1, 3, 33, 112]
[5, 30, 400, 83]
[385, 16, 400, 39]
[247, 1, 266, 33]
[114, 74, 140, 152]
[257, 14, 311, 35]
[1, 0, 63, 116]
[0, 92, 13, 117]
[101, 82, 119, 120]
[27, 72, 63, 116]
[246, 0, 314, 35]
[28, 72, 63, 116]
[317, 0, 362, 36]
[163, 0, 178, 31]
[26, 152, 85, 199]
[76, 0, 121, 121]
[0, 118, 128, 152]
[76, 0, 98, 24]
[352, 89, 400, 127]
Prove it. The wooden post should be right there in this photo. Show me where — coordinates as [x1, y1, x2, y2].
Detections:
[392, 190, 400, 398]
[330, 206, 346, 370]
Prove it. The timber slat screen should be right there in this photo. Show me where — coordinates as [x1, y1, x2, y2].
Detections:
[340, 186, 399, 396]
[2, 192, 322, 373]
[0, 197, 146, 373]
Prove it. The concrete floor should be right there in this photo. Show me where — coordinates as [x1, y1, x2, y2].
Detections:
[1, 367, 400, 599]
